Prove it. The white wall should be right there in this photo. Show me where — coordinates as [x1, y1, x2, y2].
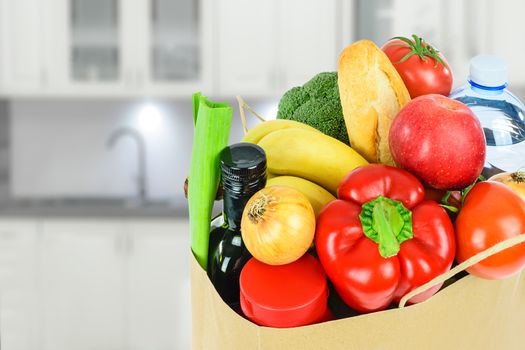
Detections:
[9, 98, 277, 200]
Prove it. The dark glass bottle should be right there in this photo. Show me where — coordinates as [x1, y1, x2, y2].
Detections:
[207, 143, 267, 306]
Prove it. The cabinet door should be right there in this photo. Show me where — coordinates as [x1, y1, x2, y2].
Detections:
[487, 0, 525, 85]
[44, 0, 135, 95]
[0, 220, 40, 350]
[125, 219, 190, 350]
[278, 0, 340, 91]
[437, 0, 524, 88]
[217, 0, 277, 96]
[139, 0, 213, 95]
[391, 0, 443, 44]
[40, 220, 125, 350]
[0, 0, 44, 94]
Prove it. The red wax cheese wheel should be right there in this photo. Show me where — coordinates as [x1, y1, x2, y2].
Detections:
[239, 254, 329, 328]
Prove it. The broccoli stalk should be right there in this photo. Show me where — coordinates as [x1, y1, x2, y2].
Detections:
[277, 72, 349, 145]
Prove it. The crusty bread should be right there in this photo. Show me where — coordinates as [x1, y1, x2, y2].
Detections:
[338, 40, 411, 165]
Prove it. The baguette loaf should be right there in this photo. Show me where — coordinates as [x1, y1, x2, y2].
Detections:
[338, 40, 411, 165]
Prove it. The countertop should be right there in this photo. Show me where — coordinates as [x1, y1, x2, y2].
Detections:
[0, 197, 192, 218]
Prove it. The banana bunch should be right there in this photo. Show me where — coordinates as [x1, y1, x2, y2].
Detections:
[242, 120, 368, 215]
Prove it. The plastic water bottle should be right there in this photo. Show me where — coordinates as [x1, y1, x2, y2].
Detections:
[449, 55, 525, 177]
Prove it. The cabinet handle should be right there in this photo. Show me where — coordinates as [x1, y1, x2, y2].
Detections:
[136, 70, 144, 88]
[125, 234, 134, 254]
[124, 70, 134, 87]
[279, 68, 286, 90]
[151, 0, 158, 23]
[114, 234, 134, 254]
[0, 231, 14, 240]
[114, 234, 124, 254]
[40, 67, 47, 87]
[269, 67, 277, 90]
[464, 0, 477, 58]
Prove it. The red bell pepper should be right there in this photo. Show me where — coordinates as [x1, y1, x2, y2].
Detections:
[315, 164, 456, 313]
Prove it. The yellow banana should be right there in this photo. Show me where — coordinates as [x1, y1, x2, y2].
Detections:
[266, 176, 335, 216]
[258, 128, 368, 195]
[242, 119, 319, 144]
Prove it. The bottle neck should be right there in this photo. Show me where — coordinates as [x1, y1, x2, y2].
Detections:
[222, 182, 265, 232]
[469, 79, 506, 96]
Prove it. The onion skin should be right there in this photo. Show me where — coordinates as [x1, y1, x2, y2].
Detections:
[241, 186, 315, 265]
[488, 171, 525, 201]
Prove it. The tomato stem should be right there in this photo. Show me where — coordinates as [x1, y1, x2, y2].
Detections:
[440, 203, 459, 213]
[461, 175, 486, 205]
[440, 191, 459, 213]
[388, 34, 445, 68]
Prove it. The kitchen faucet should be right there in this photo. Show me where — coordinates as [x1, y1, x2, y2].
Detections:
[107, 127, 147, 203]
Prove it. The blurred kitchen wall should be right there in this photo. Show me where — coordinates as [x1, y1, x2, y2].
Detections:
[9, 98, 273, 201]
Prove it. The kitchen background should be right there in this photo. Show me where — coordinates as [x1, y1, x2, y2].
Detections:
[0, 0, 524, 349]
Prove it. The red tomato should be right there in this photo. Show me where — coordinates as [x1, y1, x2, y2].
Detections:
[381, 35, 453, 98]
[455, 181, 525, 279]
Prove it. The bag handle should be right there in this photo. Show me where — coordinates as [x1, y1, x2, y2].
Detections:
[236, 95, 266, 135]
[399, 233, 525, 308]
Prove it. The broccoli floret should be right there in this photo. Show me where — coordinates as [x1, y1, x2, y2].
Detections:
[277, 72, 349, 145]
[277, 86, 309, 120]
[303, 72, 340, 100]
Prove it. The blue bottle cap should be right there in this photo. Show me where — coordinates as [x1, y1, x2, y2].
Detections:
[469, 55, 508, 89]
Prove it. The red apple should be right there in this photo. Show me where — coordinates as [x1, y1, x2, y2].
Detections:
[389, 94, 486, 189]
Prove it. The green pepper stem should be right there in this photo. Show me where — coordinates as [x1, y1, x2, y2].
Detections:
[359, 196, 413, 258]
[372, 200, 402, 257]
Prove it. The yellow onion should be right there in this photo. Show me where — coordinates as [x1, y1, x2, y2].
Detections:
[241, 186, 315, 265]
[489, 171, 525, 201]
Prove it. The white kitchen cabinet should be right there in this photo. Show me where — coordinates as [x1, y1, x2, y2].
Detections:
[356, 0, 472, 87]
[0, 219, 40, 350]
[35, 218, 190, 350]
[43, 0, 133, 95]
[45, 0, 213, 97]
[278, 0, 340, 89]
[1, 0, 345, 97]
[217, 0, 341, 97]
[138, 0, 214, 96]
[355, 0, 446, 55]
[40, 220, 126, 350]
[0, 0, 213, 97]
[125, 219, 191, 350]
[361, 0, 525, 89]
[216, 0, 277, 96]
[485, 0, 525, 86]
[419, 0, 525, 88]
[0, 217, 190, 350]
[390, 0, 443, 45]
[0, 0, 45, 93]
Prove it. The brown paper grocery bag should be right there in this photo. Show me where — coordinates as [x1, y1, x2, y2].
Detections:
[191, 254, 525, 350]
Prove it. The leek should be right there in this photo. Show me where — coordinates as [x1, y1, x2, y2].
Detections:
[188, 92, 232, 269]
